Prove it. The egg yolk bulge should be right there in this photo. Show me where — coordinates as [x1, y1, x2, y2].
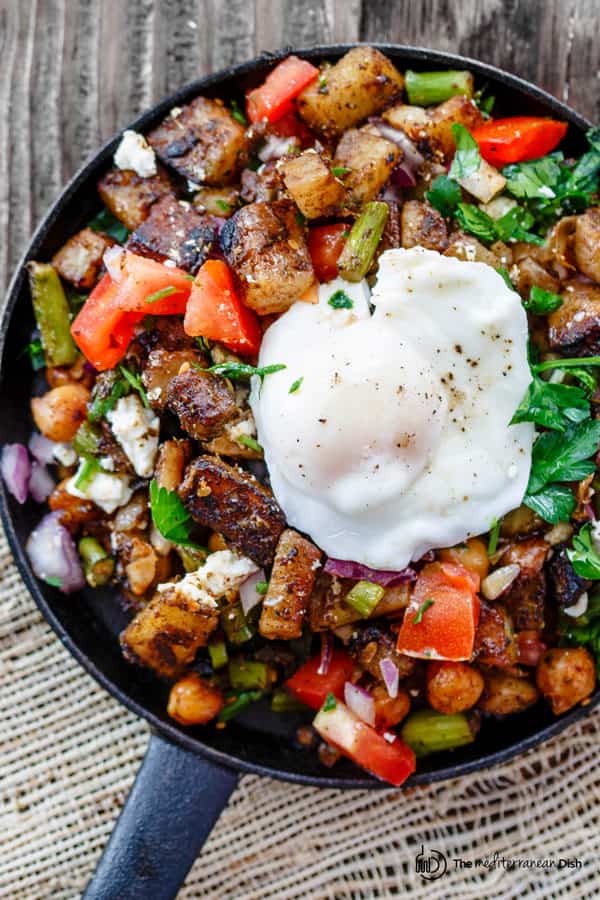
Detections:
[250, 247, 534, 570]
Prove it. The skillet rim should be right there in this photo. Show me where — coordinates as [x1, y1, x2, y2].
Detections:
[1, 41, 598, 790]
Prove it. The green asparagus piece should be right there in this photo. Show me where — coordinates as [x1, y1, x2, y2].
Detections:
[78, 537, 114, 588]
[27, 262, 78, 367]
[270, 688, 306, 713]
[337, 202, 389, 283]
[400, 709, 475, 757]
[228, 659, 273, 690]
[220, 602, 255, 645]
[72, 421, 102, 458]
[208, 639, 229, 670]
[344, 580, 385, 618]
[218, 689, 263, 722]
[405, 69, 474, 106]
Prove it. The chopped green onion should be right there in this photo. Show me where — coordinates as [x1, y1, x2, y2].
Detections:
[145, 285, 177, 304]
[344, 580, 385, 618]
[230, 99, 247, 126]
[322, 692, 337, 711]
[331, 166, 350, 178]
[255, 580, 269, 595]
[20, 339, 46, 371]
[401, 709, 475, 756]
[119, 364, 150, 408]
[488, 517, 501, 555]
[237, 435, 263, 454]
[216, 199, 232, 212]
[74, 458, 99, 491]
[405, 69, 473, 106]
[218, 689, 263, 722]
[208, 639, 228, 670]
[328, 289, 353, 309]
[413, 597, 435, 624]
[220, 602, 255, 645]
[207, 362, 286, 381]
[271, 688, 306, 712]
[337, 201, 389, 283]
[228, 659, 273, 690]
[289, 377, 304, 394]
[78, 537, 114, 588]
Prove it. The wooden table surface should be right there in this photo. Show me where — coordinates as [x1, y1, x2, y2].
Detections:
[0, 0, 598, 291]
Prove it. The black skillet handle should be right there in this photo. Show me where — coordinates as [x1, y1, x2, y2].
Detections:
[83, 730, 239, 900]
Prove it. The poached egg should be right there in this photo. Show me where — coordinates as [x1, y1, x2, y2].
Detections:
[250, 247, 534, 570]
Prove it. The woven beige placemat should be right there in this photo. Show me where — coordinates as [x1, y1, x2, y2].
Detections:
[1, 523, 599, 900]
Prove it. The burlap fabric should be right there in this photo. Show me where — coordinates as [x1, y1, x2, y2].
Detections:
[1, 521, 599, 900]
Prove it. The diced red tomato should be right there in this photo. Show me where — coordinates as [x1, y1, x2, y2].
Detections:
[71, 274, 144, 371]
[286, 650, 355, 710]
[184, 259, 262, 356]
[471, 117, 568, 167]
[268, 111, 315, 147]
[313, 700, 416, 787]
[307, 224, 348, 282]
[112, 252, 192, 315]
[246, 55, 319, 124]
[396, 562, 480, 662]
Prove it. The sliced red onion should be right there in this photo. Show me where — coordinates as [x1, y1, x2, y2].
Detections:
[369, 118, 425, 170]
[1, 443, 31, 503]
[29, 463, 55, 503]
[317, 632, 333, 676]
[26, 511, 85, 593]
[379, 658, 399, 699]
[344, 681, 375, 727]
[28, 432, 55, 465]
[258, 134, 299, 163]
[324, 557, 416, 587]
[391, 163, 416, 188]
[103, 245, 125, 282]
[379, 182, 403, 205]
[239, 568, 266, 615]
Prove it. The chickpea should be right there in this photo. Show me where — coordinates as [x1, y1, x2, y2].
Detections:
[536, 647, 596, 715]
[31, 384, 90, 442]
[167, 673, 224, 726]
[372, 684, 411, 729]
[426, 661, 484, 714]
[478, 672, 539, 716]
[438, 538, 489, 579]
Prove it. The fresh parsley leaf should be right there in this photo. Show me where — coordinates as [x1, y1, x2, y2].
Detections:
[454, 203, 498, 243]
[567, 523, 600, 579]
[503, 154, 563, 199]
[413, 597, 435, 624]
[487, 518, 501, 555]
[425, 175, 462, 217]
[527, 419, 600, 495]
[494, 206, 545, 245]
[145, 285, 177, 304]
[331, 166, 350, 178]
[87, 207, 129, 243]
[328, 289, 353, 309]
[448, 124, 481, 180]
[230, 99, 247, 126]
[119, 365, 149, 408]
[149, 479, 203, 549]
[21, 338, 45, 371]
[524, 484, 576, 524]
[322, 692, 337, 712]
[510, 377, 590, 432]
[88, 373, 130, 422]
[567, 366, 598, 395]
[524, 285, 563, 315]
[215, 199, 232, 213]
[207, 362, 286, 381]
[256, 580, 269, 595]
[237, 434, 263, 453]
[289, 376, 304, 394]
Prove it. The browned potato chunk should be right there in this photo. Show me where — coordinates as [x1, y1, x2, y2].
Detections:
[478, 672, 539, 716]
[426, 661, 484, 714]
[536, 647, 596, 715]
[31, 384, 90, 442]
[575, 208, 600, 283]
[168, 673, 224, 725]
[203, 430, 263, 460]
[514, 256, 559, 298]
[127, 195, 218, 273]
[259, 529, 321, 640]
[444, 233, 501, 267]
[548, 281, 600, 356]
[474, 601, 518, 668]
[97, 166, 173, 231]
[166, 370, 237, 440]
[192, 185, 240, 218]
[121, 585, 219, 679]
[147, 97, 248, 185]
[221, 200, 315, 315]
[48, 478, 100, 531]
[280, 150, 346, 218]
[142, 348, 206, 412]
[154, 440, 191, 493]
[384, 95, 484, 160]
[500, 538, 548, 631]
[52, 227, 113, 289]
[297, 47, 404, 137]
[113, 532, 158, 597]
[401, 200, 449, 252]
[179, 456, 286, 567]
[348, 624, 416, 682]
[333, 128, 400, 206]
[438, 538, 489, 579]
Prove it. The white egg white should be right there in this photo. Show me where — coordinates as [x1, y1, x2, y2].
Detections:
[250, 247, 534, 570]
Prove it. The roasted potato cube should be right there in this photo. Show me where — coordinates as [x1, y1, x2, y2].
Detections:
[444, 233, 501, 267]
[280, 150, 346, 218]
[333, 128, 400, 206]
[121, 585, 219, 679]
[154, 439, 192, 492]
[384, 95, 484, 160]
[500, 538, 548, 631]
[113, 532, 158, 597]
[179, 456, 286, 566]
[401, 200, 449, 252]
[52, 227, 113, 289]
[474, 601, 517, 668]
[220, 200, 315, 315]
[297, 47, 404, 137]
[514, 255, 560, 298]
[548, 281, 600, 356]
[259, 529, 321, 640]
[240, 162, 283, 204]
[575, 208, 600, 283]
[142, 348, 206, 411]
[478, 672, 539, 716]
[48, 477, 100, 532]
[147, 97, 249, 185]
[97, 166, 173, 231]
[192, 185, 240, 217]
[536, 647, 596, 715]
[127, 195, 218, 273]
[166, 369, 237, 440]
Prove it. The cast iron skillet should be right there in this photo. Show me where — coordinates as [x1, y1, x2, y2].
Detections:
[1, 43, 598, 900]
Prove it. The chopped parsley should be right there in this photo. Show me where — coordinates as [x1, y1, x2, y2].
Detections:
[21, 338, 45, 371]
[74, 457, 100, 491]
[255, 581, 269, 595]
[295, 210, 307, 228]
[448, 124, 481, 180]
[45, 576, 63, 588]
[322, 692, 337, 712]
[511, 378, 590, 432]
[496, 267, 515, 291]
[88, 373, 130, 422]
[473, 87, 495, 117]
[523, 285, 563, 315]
[119, 364, 149, 408]
[567, 523, 600, 580]
[146, 285, 177, 304]
[328, 289, 353, 309]
[149, 479, 204, 549]
[289, 376, 304, 394]
[216, 199, 232, 213]
[87, 207, 129, 243]
[230, 99, 247, 126]
[207, 361, 286, 381]
[318, 73, 328, 94]
[487, 518, 501, 555]
[425, 175, 462, 218]
[331, 166, 350, 178]
[237, 434, 263, 453]
[413, 598, 435, 624]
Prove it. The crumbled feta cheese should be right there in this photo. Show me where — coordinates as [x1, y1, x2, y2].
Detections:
[114, 130, 157, 178]
[67, 464, 134, 514]
[53, 442, 77, 467]
[100, 455, 116, 472]
[106, 395, 159, 478]
[226, 416, 256, 443]
[157, 549, 258, 605]
[147, 386, 163, 402]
